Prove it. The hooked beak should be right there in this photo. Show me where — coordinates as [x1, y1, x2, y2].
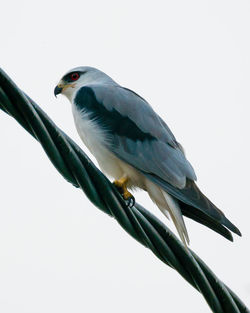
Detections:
[54, 85, 63, 97]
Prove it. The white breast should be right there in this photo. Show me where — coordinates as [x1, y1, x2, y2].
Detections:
[71, 104, 124, 179]
[71, 103, 146, 190]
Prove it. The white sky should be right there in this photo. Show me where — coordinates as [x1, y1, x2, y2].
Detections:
[0, 0, 250, 312]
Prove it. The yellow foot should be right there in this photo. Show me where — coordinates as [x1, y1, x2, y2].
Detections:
[113, 177, 135, 207]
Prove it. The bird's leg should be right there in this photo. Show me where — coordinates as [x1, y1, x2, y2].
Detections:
[113, 176, 135, 207]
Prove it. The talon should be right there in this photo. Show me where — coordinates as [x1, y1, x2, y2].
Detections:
[125, 195, 135, 208]
[113, 177, 135, 207]
[123, 189, 133, 200]
[113, 180, 125, 195]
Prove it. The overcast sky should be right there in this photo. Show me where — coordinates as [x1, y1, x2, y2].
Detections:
[0, 0, 250, 312]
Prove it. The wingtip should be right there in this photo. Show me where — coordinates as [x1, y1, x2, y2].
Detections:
[180, 202, 236, 242]
[235, 228, 242, 237]
[228, 233, 234, 242]
[222, 216, 242, 237]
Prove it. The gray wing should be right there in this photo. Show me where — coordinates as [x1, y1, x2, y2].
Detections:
[74, 85, 241, 239]
[91, 84, 197, 189]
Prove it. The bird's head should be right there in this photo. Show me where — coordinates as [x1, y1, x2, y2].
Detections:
[54, 66, 116, 102]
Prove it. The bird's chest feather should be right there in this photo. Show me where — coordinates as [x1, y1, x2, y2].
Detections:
[72, 104, 109, 154]
[71, 104, 123, 178]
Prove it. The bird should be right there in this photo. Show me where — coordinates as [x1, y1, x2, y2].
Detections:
[54, 66, 241, 246]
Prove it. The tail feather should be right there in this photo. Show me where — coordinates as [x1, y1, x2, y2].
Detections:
[162, 191, 190, 246]
[145, 173, 241, 239]
[145, 179, 190, 246]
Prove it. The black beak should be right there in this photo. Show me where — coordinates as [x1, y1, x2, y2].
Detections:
[54, 85, 63, 97]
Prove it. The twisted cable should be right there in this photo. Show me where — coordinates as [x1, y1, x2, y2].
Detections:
[0, 68, 249, 313]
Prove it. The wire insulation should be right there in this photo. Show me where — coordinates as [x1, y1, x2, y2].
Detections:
[0, 68, 249, 313]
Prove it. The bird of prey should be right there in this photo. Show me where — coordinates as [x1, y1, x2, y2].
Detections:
[54, 66, 241, 246]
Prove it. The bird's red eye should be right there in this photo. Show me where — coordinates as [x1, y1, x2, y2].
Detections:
[70, 73, 80, 81]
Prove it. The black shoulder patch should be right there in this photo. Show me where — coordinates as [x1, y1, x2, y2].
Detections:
[74, 87, 156, 142]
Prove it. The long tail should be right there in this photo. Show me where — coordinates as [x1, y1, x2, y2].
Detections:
[145, 173, 241, 241]
[145, 179, 190, 246]
[161, 191, 190, 246]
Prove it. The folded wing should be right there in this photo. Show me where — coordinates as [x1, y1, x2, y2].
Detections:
[74, 84, 241, 240]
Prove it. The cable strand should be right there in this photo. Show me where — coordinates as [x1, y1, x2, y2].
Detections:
[0, 68, 248, 313]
